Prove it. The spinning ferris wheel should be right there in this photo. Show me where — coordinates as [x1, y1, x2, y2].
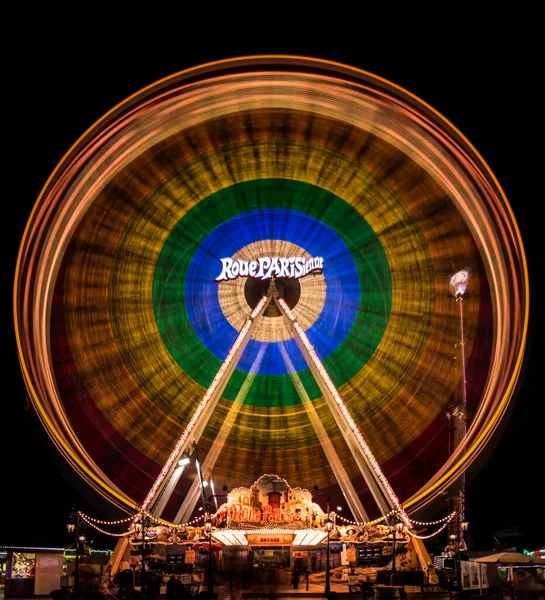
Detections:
[14, 57, 528, 539]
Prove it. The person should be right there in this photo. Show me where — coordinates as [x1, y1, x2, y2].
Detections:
[166, 575, 177, 600]
[361, 575, 373, 599]
[174, 577, 192, 600]
[145, 572, 161, 600]
[291, 565, 300, 589]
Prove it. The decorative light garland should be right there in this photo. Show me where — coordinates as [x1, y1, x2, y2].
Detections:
[75, 496, 454, 538]
[139, 510, 172, 526]
[79, 514, 132, 537]
[411, 512, 456, 526]
[278, 298, 412, 529]
[332, 510, 394, 527]
[79, 513, 134, 525]
[182, 514, 205, 526]
[406, 521, 451, 540]
[135, 510, 205, 530]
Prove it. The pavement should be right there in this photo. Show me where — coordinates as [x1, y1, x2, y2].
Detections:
[0, 578, 445, 600]
[163, 579, 433, 599]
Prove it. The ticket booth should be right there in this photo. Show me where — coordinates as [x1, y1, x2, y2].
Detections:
[1, 546, 64, 597]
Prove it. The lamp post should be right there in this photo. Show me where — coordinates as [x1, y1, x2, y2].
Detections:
[446, 502, 469, 595]
[312, 489, 333, 597]
[457, 512, 469, 594]
[448, 270, 470, 551]
[190, 441, 217, 598]
[180, 442, 227, 598]
[204, 492, 228, 597]
[387, 512, 404, 575]
[67, 508, 85, 599]
[204, 515, 213, 597]
[135, 513, 150, 598]
[208, 491, 228, 586]
[319, 495, 332, 597]
[325, 511, 333, 597]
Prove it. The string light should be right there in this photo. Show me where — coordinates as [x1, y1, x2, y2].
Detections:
[133, 510, 205, 532]
[139, 510, 173, 526]
[411, 512, 456, 526]
[76, 509, 204, 538]
[181, 514, 205, 526]
[332, 510, 394, 527]
[406, 518, 453, 539]
[79, 513, 134, 525]
[78, 514, 132, 537]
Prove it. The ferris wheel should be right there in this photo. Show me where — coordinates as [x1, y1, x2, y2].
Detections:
[14, 56, 528, 531]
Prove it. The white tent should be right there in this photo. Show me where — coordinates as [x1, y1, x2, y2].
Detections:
[475, 552, 545, 565]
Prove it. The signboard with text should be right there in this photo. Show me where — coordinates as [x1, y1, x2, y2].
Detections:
[246, 533, 294, 546]
[216, 256, 324, 281]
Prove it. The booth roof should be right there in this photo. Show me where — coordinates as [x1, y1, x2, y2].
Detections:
[475, 552, 545, 565]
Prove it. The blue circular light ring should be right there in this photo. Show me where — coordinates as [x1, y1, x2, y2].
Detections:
[185, 208, 360, 375]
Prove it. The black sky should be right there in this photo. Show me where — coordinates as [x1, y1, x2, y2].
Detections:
[4, 24, 542, 553]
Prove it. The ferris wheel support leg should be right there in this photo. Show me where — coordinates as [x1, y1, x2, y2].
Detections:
[276, 297, 410, 525]
[173, 350, 264, 524]
[104, 535, 130, 582]
[146, 295, 272, 519]
[410, 536, 439, 585]
[279, 342, 370, 523]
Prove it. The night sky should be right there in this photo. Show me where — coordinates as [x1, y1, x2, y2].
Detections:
[4, 25, 542, 554]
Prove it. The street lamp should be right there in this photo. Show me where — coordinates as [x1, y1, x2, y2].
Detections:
[135, 513, 151, 597]
[312, 488, 334, 597]
[205, 491, 228, 597]
[67, 508, 85, 599]
[325, 513, 333, 596]
[204, 515, 214, 597]
[449, 269, 471, 595]
[388, 513, 403, 576]
[388, 513, 404, 576]
[180, 442, 228, 598]
[189, 441, 218, 598]
[446, 502, 469, 594]
[134, 512, 151, 596]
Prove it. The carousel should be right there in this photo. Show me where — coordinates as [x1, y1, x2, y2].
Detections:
[133, 474, 410, 578]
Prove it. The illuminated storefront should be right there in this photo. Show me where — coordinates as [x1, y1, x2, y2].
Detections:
[0, 547, 64, 598]
[141, 475, 407, 576]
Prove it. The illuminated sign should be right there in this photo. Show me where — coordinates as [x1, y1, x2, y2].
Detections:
[216, 256, 324, 282]
[230, 503, 301, 524]
[247, 533, 294, 546]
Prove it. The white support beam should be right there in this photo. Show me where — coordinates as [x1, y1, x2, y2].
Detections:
[277, 301, 391, 515]
[174, 346, 266, 524]
[147, 295, 272, 518]
[150, 463, 187, 518]
[276, 297, 410, 522]
[104, 536, 130, 580]
[278, 343, 370, 523]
